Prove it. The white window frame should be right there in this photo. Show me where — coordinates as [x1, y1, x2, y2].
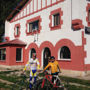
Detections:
[15, 26, 19, 36]
[27, 20, 39, 33]
[52, 13, 60, 27]
[0, 48, 6, 61]
[58, 48, 71, 61]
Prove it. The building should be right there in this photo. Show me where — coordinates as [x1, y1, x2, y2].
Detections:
[0, 0, 90, 76]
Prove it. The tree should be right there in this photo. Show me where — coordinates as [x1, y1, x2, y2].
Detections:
[0, 0, 21, 42]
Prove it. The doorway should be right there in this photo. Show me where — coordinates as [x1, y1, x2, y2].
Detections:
[29, 48, 36, 59]
[43, 47, 51, 68]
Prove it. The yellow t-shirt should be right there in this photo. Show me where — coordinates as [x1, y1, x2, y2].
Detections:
[43, 60, 60, 73]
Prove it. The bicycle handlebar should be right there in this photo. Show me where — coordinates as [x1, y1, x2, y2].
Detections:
[44, 70, 49, 74]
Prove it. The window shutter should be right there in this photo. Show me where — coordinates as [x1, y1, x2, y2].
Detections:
[15, 28, 17, 35]
[58, 14, 60, 24]
[29, 23, 32, 32]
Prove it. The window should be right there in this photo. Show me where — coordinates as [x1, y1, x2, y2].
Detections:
[16, 48, 22, 61]
[28, 20, 39, 33]
[26, 16, 42, 35]
[0, 48, 6, 61]
[14, 24, 20, 38]
[53, 13, 60, 26]
[15, 26, 19, 36]
[59, 46, 71, 60]
[49, 8, 63, 30]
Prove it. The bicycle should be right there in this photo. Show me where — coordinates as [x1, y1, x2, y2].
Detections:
[11, 73, 30, 90]
[32, 70, 64, 90]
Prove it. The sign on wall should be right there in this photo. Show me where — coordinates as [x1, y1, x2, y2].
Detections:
[85, 26, 90, 34]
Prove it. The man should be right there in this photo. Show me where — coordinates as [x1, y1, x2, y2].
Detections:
[43, 56, 61, 83]
[23, 53, 40, 89]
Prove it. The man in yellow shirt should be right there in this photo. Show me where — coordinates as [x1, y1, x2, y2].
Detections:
[43, 56, 61, 82]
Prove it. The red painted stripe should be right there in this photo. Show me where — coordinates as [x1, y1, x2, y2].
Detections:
[10, 0, 64, 23]
[29, 3, 30, 14]
[41, 0, 42, 9]
[22, 9, 24, 17]
[46, 0, 47, 7]
[26, 6, 27, 16]
[37, 0, 38, 11]
[33, 0, 34, 12]
[51, 0, 52, 5]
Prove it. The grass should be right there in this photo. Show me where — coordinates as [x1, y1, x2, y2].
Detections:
[0, 70, 90, 90]
[60, 76, 90, 87]
[0, 82, 11, 89]
[38, 72, 90, 87]
[67, 85, 90, 90]
[0, 70, 18, 74]
[0, 70, 22, 83]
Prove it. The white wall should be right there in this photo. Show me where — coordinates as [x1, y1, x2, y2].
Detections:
[84, 0, 90, 64]
[5, 0, 90, 64]
[5, 20, 11, 39]
[6, 0, 83, 47]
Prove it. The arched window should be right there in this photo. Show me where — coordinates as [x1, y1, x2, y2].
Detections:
[59, 46, 71, 60]
[29, 48, 36, 59]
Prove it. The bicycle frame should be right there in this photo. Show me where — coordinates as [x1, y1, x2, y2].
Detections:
[41, 74, 60, 88]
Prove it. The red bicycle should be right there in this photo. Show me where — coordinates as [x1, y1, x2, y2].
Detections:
[32, 71, 64, 90]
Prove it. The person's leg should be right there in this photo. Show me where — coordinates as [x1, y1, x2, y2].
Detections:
[33, 70, 37, 84]
[34, 76, 37, 84]
[52, 73, 58, 84]
[52, 76, 56, 84]
[29, 70, 33, 89]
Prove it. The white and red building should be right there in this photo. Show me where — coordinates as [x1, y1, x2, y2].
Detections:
[0, 0, 90, 76]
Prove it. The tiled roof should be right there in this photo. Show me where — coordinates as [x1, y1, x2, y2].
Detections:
[7, 0, 30, 21]
[0, 39, 27, 47]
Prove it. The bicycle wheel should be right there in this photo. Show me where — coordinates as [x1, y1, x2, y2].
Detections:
[11, 80, 27, 90]
[33, 79, 53, 90]
[25, 82, 33, 90]
[54, 77, 64, 90]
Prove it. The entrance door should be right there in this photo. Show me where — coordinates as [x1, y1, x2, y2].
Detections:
[30, 48, 36, 59]
[43, 47, 51, 68]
